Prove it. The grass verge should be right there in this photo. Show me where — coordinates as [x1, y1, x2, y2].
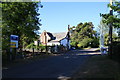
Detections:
[72, 55, 120, 80]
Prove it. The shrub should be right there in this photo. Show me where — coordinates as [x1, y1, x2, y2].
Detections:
[39, 44, 46, 52]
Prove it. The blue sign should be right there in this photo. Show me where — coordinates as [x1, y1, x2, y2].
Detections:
[10, 35, 18, 40]
[10, 35, 19, 48]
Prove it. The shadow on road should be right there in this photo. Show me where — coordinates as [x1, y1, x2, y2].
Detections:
[2, 48, 104, 80]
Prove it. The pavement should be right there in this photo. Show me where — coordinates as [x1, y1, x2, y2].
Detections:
[2, 49, 95, 79]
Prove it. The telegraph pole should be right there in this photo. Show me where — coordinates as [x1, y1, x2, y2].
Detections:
[108, 0, 113, 57]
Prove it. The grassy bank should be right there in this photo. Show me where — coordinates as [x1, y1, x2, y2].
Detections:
[72, 55, 120, 80]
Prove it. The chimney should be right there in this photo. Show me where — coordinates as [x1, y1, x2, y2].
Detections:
[68, 25, 70, 31]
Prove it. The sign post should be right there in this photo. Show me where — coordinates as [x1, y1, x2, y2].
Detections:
[10, 35, 19, 60]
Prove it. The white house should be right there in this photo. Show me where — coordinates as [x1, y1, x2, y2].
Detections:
[40, 31, 71, 50]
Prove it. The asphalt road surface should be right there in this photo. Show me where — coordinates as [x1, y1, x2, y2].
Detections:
[2, 48, 100, 79]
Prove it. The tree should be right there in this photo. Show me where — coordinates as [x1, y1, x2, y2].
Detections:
[98, 17, 118, 47]
[104, 33, 118, 46]
[70, 22, 99, 48]
[101, 1, 120, 37]
[2, 2, 42, 50]
[100, 1, 120, 58]
[98, 18, 109, 35]
[26, 43, 36, 56]
[2, 2, 42, 61]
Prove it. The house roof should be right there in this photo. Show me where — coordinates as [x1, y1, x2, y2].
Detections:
[46, 32, 55, 40]
[40, 31, 68, 43]
[52, 32, 68, 41]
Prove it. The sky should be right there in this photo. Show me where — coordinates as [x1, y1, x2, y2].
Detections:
[38, 2, 110, 33]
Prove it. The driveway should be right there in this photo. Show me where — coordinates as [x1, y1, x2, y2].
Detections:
[2, 48, 100, 79]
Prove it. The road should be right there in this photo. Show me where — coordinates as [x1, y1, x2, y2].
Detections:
[2, 48, 100, 79]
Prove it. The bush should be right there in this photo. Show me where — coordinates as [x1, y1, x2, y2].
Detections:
[39, 44, 46, 52]
[77, 38, 93, 48]
[91, 38, 99, 48]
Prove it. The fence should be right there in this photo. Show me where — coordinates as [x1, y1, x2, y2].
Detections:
[47, 45, 68, 53]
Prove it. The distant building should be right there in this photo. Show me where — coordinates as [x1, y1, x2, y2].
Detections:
[40, 31, 71, 50]
[39, 25, 71, 53]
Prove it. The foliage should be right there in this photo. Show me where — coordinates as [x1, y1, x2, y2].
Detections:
[98, 17, 119, 46]
[98, 17, 109, 35]
[101, 1, 120, 35]
[26, 43, 36, 49]
[104, 33, 118, 46]
[77, 38, 93, 48]
[2, 0, 31, 2]
[39, 44, 46, 51]
[70, 22, 99, 48]
[26, 43, 45, 51]
[100, 1, 120, 48]
[2, 2, 42, 50]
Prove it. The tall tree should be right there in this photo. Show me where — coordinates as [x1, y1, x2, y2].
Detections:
[70, 22, 99, 48]
[2, 2, 42, 50]
[98, 17, 118, 46]
[100, 1, 120, 58]
[101, 1, 120, 37]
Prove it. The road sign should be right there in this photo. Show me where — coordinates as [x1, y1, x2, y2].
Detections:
[10, 35, 18, 48]
[10, 42, 16, 48]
